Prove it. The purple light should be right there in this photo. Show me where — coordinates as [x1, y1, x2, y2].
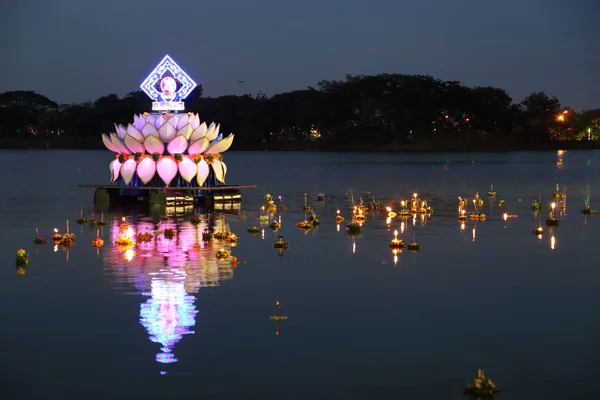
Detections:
[140, 55, 197, 102]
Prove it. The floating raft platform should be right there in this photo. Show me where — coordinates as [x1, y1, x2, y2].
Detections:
[79, 184, 256, 210]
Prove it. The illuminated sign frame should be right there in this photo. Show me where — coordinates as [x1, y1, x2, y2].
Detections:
[140, 55, 197, 112]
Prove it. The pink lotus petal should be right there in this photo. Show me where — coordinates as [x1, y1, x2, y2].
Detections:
[109, 158, 122, 182]
[133, 114, 145, 131]
[157, 157, 178, 186]
[120, 159, 137, 185]
[196, 158, 209, 186]
[142, 122, 159, 138]
[155, 115, 166, 129]
[178, 156, 197, 183]
[137, 157, 156, 184]
[115, 124, 127, 139]
[124, 135, 145, 153]
[190, 114, 200, 129]
[167, 114, 180, 127]
[144, 135, 165, 154]
[188, 137, 210, 155]
[102, 134, 119, 152]
[167, 135, 188, 155]
[158, 122, 177, 143]
[176, 114, 189, 130]
[126, 124, 144, 141]
[110, 134, 131, 154]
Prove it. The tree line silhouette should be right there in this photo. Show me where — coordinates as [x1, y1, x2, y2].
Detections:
[1, 73, 599, 150]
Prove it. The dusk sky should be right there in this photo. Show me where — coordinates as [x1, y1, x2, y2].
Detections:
[2, 0, 598, 110]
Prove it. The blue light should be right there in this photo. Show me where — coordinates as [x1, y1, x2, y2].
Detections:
[140, 55, 197, 102]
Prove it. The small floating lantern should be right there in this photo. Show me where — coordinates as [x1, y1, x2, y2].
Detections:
[296, 219, 312, 230]
[346, 220, 362, 236]
[546, 202, 560, 226]
[226, 232, 239, 245]
[119, 217, 129, 231]
[16, 248, 29, 268]
[470, 199, 486, 220]
[164, 227, 175, 239]
[302, 193, 312, 212]
[115, 235, 134, 249]
[76, 209, 87, 224]
[369, 196, 380, 211]
[464, 369, 499, 397]
[581, 199, 597, 215]
[552, 184, 562, 198]
[497, 199, 505, 207]
[59, 220, 76, 247]
[97, 212, 106, 226]
[270, 301, 288, 321]
[92, 229, 104, 248]
[458, 197, 466, 207]
[389, 230, 405, 249]
[416, 200, 433, 215]
[335, 209, 344, 223]
[309, 212, 320, 227]
[216, 247, 230, 260]
[354, 206, 366, 222]
[317, 192, 325, 201]
[247, 226, 261, 234]
[267, 200, 277, 213]
[407, 233, 421, 252]
[533, 226, 543, 236]
[273, 235, 289, 250]
[51, 228, 62, 243]
[487, 184, 496, 197]
[136, 229, 153, 243]
[263, 193, 273, 207]
[399, 201, 411, 217]
[269, 220, 280, 231]
[386, 207, 397, 218]
[473, 192, 484, 207]
[88, 213, 97, 227]
[531, 198, 543, 211]
[458, 209, 467, 221]
[259, 206, 269, 224]
[191, 214, 202, 225]
[277, 196, 287, 212]
[33, 228, 46, 244]
[202, 228, 212, 242]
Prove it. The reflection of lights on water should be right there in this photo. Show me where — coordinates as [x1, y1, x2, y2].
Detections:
[125, 249, 135, 262]
[54, 245, 58, 252]
[460, 222, 465, 231]
[551, 235, 556, 250]
[386, 217, 392, 225]
[336, 223, 340, 232]
[261, 229, 265, 240]
[556, 150, 565, 170]
[412, 214, 416, 226]
[139, 271, 198, 364]
[400, 221, 405, 233]
[503, 213, 508, 221]
[352, 241, 356, 254]
[472, 227, 476, 241]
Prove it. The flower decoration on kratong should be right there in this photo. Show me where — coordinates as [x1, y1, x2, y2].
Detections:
[389, 230, 405, 250]
[91, 237, 104, 248]
[119, 217, 129, 231]
[59, 233, 76, 248]
[163, 227, 175, 239]
[368, 196, 380, 211]
[269, 221, 280, 231]
[76, 209, 87, 224]
[416, 200, 433, 215]
[552, 184, 563, 198]
[115, 235, 134, 249]
[309, 212, 320, 227]
[296, 220, 312, 231]
[88, 216, 97, 227]
[277, 196, 287, 212]
[531, 199, 543, 211]
[273, 235, 289, 250]
[533, 226, 543, 236]
[33, 228, 46, 244]
[263, 193, 273, 207]
[346, 219, 362, 236]
[473, 192, 484, 207]
[407, 233, 421, 252]
[487, 184, 496, 197]
[226, 232, 238, 246]
[458, 197, 466, 207]
[16, 248, 29, 268]
[581, 199, 597, 215]
[546, 202, 559, 226]
[259, 206, 270, 224]
[335, 209, 344, 223]
[216, 247, 230, 260]
[267, 201, 277, 213]
[51, 228, 62, 243]
[201, 228, 212, 242]
[302, 193, 312, 212]
[353, 206, 367, 222]
[97, 212, 106, 226]
[247, 226, 261, 234]
[103, 113, 234, 186]
[317, 192, 325, 202]
[386, 207, 397, 218]
[464, 369, 499, 397]
[136, 230, 154, 243]
[191, 214, 202, 225]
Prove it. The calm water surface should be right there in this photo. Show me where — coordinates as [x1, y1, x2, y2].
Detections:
[1, 150, 599, 400]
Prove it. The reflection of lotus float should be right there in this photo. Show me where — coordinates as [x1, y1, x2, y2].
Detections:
[346, 220, 362, 236]
[545, 217, 559, 227]
[464, 369, 499, 397]
[582, 208, 598, 215]
[317, 193, 325, 201]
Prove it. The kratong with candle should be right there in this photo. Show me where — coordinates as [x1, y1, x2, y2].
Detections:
[464, 369, 499, 397]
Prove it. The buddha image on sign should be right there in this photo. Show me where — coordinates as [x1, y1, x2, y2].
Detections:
[158, 76, 180, 102]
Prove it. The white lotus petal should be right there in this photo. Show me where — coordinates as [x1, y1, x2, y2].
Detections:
[110, 134, 131, 154]
[167, 114, 180, 127]
[177, 123, 194, 140]
[133, 115, 145, 131]
[176, 114, 189, 130]
[144, 135, 165, 154]
[146, 114, 156, 127]
[102, 134, 119, 152]
[110, 158, 122, 182]
[142, 122, 159, 138]
[196, 158, 209, 186]
[189, 122, 207, 142]
[158, 122, 177, 143]
[115, 124, 127, 139]
[124, 135, 145, 153]
[204, 122, 219, 141]
[205, 133, 235, 154]
[157, 157, 178, 186]
[188, 137, 210, 155]
[178, 156, 197, 183]
[155, 115, 166, 129]
[211, 159, 225, 183]
[137, 157, 156, 184]
[126, 124, 144, 142]
[221, 160, 228, 182]
[120, 159, 136, 185]
[167, 135, 188, 155]
[190, 114, 200, 129]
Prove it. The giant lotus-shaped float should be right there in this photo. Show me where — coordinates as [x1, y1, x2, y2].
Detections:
[102, 112, 234, 187]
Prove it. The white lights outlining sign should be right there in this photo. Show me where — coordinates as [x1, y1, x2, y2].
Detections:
[140, 55, 197, 112]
